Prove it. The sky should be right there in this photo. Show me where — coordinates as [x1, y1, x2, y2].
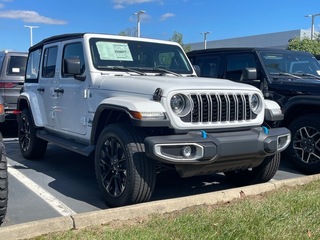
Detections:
[1, 0, 320, 52]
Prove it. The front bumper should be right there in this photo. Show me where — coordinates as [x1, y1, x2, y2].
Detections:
[144, 127, 290, 165]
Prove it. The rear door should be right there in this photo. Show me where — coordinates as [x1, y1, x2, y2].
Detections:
[39, 44, 60, 128]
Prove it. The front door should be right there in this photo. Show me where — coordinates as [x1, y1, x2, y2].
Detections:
[54, 41, 88, 136]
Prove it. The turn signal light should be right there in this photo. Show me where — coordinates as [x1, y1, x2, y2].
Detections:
[0, 104, 4, 115]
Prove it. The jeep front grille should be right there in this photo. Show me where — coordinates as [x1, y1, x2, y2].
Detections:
[180, 93, 255, 123]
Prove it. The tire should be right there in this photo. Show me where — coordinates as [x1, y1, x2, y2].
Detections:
[95, 123, 156, 207]
[0, 133, 8, 225]
[18, 109, 47, 159]
[224, 153, 280, 186]
[285, 114, 320, 174]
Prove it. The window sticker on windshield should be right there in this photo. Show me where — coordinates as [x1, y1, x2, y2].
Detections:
[317, 70, 320, 75]
[96, 42, 133, 61]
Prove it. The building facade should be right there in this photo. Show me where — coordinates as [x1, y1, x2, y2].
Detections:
[189, 29, 312, 51]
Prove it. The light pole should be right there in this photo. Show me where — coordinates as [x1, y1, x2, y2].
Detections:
[24, 25, 39, 46]
[305, 14, 320, 40]
[201, 31, 211, 49]
[133, 10, 146, 37]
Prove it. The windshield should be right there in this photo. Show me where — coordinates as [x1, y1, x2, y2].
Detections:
[89, 38, 193, 75]
[259, 51, 320, 78]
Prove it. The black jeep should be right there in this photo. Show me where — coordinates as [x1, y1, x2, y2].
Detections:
[188, 47, 320, 174]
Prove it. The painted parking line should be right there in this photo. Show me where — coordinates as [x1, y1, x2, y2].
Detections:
[7, 158, 76, 216]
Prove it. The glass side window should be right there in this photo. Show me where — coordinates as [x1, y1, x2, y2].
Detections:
[26, 49, 41, 81]
[42, 46, 58, 78]
[196, 56, 220, 78]
[0, 55, 4, 70]
[62, 42, 85, 77]
[6, 56, 27, 76]
[226, 54, 256, 81]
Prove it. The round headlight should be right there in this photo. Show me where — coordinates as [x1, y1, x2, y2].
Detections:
[170, 94, 191, 116]
[250, 94, 261, 114]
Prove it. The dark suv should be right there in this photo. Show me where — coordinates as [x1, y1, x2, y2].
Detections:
[188, 47, 320, 174]
[0, 51, 27, 120]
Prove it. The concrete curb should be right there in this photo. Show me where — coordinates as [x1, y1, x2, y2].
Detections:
[1, 174, 320, 240]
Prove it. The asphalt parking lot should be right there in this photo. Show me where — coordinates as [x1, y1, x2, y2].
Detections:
[0, 122, 310, 239]
[0, 122, 305, 224]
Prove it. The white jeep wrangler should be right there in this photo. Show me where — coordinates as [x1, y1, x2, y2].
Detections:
[17, 33, 290, 207]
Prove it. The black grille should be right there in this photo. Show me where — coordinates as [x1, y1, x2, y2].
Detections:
[181, 93, 254, 123]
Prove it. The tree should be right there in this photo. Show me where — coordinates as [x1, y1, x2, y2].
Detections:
[287, 34, 320, 55]
[118, 27, 136, 37]
[169, 31, 191, 53]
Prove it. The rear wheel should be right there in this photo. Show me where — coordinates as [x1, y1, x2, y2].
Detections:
[224, 153, 280, 186]
[0, 132, 7, 225]
[285, 114, 320, 174]
[95, 123, 156, 207]
[18, 109, 47, 159]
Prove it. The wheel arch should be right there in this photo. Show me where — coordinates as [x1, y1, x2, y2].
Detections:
[282, 97, 320, 127]
[90, 104, 133, 145]
[17, 93, 46, 127]
[90, 97, 168, 145]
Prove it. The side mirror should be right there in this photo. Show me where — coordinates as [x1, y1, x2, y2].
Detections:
[64, 58, 81, 75]
[193, 65, 201, 76]
[242, 67, 258, 81]
[63, 58, 86, 81]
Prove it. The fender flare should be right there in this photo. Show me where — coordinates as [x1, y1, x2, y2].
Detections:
[283, 95, 320, 114]
[99, 96, 167, 112]
[17, 92, 47, 127]
[90, 97, 168, 144]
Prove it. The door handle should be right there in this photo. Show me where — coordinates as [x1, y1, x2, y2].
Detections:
[54, 88, 64, 94]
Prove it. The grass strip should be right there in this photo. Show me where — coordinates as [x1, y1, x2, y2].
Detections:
[33, 179, 320, 240]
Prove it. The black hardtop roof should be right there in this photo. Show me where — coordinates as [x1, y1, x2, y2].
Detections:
[29, 33, 86, 52]
[187, 47, 312, 56]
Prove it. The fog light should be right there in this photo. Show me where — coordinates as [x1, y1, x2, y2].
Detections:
[181, 146, 192, 158]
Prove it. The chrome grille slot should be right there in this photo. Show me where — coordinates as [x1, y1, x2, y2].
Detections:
[182, 93, 254, 123]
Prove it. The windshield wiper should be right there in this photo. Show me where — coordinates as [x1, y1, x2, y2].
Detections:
[293, 72, 320, 80]
[152, 67, 182, 76]
[269, 72, 302, 79]
[99, 66, 147, 76]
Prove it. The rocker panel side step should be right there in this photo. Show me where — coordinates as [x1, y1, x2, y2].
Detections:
[36, 130, 94, 156]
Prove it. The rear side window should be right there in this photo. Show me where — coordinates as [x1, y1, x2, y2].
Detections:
[42, 47, 58, 78]
[6, 56, 27, 76]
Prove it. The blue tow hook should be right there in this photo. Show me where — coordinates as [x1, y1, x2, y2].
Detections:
[262, 126, 269, 134]
[200, 130, 207, 139]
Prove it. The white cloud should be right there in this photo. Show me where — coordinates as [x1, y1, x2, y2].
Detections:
[0, 4, 4, 9]
[112, 0, 162, 9]
[0, 10, 68, 24]
[160, 13, 175, 21]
